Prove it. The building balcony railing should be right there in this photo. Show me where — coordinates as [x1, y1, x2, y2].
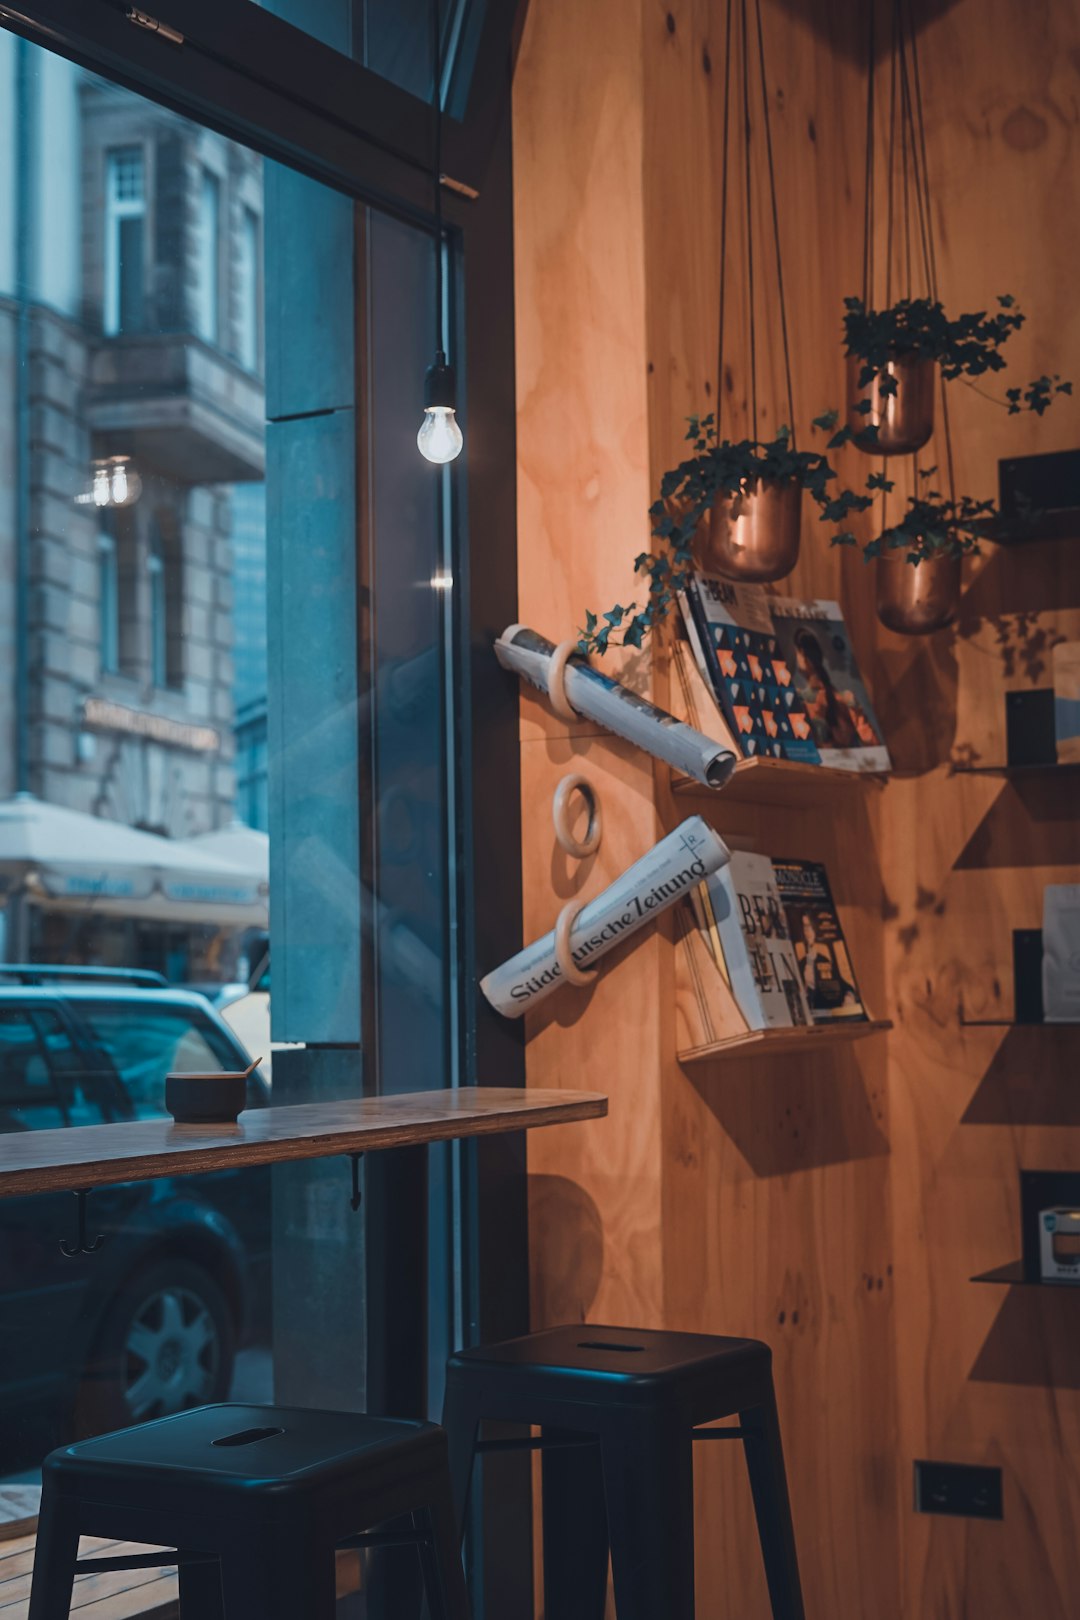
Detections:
[86, 331, 266, 485]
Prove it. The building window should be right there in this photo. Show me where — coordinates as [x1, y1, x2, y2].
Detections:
[104, 146, 146, 336]
[98, 519, 119, 673]
[237, 206, 261, 373]
[148, 546, 166, 689]
[149, 513, 184, 690]
[195, 168, 221, 344]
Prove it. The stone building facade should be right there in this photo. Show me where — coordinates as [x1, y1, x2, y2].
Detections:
[0, 42, 265, 840]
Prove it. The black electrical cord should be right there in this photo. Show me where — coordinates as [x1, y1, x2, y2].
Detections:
[431, 0, 443, 353]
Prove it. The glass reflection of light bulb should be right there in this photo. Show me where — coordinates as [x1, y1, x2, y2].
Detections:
[78, 455, 141, 509]
[417, 405, 463, 465]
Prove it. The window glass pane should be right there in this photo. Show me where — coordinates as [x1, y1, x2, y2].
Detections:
[105, 146, 146, 336]
[98, 519, 119, 672]
[256, 0, 484, 113]
[0, 30, 456, 1510]
[237, 207, 261, 372]
[195, 168, 221, 343]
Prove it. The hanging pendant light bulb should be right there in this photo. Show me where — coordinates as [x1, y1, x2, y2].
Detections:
[418, 349, 463, 463]
[417, 0, 463, 464]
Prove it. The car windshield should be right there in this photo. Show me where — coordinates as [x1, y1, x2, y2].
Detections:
[77, 1001, 242, 1119]
[0, 1006, 127, 1132]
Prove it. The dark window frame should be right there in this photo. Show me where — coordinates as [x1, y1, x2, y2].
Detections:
[0, 4, 530, 1612]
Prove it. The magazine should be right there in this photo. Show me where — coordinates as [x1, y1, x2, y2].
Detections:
[706, 851, 812, 1030]
[772, 859, 867, 1022]
[769, 599, 891, 772]
[679, 578, 821, 764]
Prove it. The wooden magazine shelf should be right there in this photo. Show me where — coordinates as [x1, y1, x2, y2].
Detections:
[678, 1019, 893, 1065]
[672, 756, 888, 810]
[674, 905, 890, 1064]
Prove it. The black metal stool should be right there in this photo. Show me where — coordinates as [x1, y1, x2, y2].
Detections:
[443, 1324, 804, 1620]
[28, 1402, 470, 1620]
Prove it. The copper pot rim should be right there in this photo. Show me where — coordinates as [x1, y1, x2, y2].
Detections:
[848, 345, 937, 370]
[876, 542, 964, 566]
[710, 473, 803, 503]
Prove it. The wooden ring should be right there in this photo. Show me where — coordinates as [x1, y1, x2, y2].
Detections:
[552, 774, 603, 858]
[553, 900, 598, 987]
[547, 639, 581, 723]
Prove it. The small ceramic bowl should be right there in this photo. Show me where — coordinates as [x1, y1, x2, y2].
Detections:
[165, 1057, 262, 1125]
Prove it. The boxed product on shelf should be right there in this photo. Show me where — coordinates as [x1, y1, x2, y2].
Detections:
[1039, 1207, 1080, 1284]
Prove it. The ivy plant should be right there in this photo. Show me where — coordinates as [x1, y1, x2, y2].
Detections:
[578, 415, 872, 655]
[832, 466, 1008, 564]
[843, 294, 1071, 412]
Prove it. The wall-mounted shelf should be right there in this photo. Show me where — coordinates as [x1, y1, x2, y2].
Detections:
[672, 757, 888, 811]
[971, 1261, 1080, 1289]
[952, 762, 1080, 780]
[678, 1017, 893, 1065]
[961, 1019, 1078, 1031]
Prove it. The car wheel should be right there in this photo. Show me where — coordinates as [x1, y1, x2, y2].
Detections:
[76, 1258, 236, 1437]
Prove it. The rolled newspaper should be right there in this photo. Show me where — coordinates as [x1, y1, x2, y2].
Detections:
[481, 816, 730, 1017]
[495, 625, 737, 790]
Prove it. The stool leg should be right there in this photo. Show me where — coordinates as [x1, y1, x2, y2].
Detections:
[178, 1557, 225, 1618]
[600, 1418, 695, 1620]
[218, 1542, 337, 1620]
[440, 1380, 483, 1546]
[27, 1486, 80, 1620]
[541, 1429, 608, 1620]
[739, 1390, 806, 1620]
[415, 1479, 472, 1620]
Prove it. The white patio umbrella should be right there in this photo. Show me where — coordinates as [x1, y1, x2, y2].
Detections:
[185, 820, 269, 883]
[0, 794, 268, 925]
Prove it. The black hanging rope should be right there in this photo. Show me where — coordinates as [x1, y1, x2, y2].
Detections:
[716, 0, 734, 432]
[714, 0, 796, 448]
[863, 0, 956, 518]
[740, 0, 758, 443]
[754, 0, 796, 444]
[862, 2, 876, 306]
[904, 0, 955, 500]
[884, 0, 899, 311]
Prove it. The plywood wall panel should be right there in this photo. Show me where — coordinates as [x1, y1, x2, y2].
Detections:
[511, 0, 1079, 1615]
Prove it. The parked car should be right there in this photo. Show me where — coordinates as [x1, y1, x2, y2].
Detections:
[0, 967, 270, 1470]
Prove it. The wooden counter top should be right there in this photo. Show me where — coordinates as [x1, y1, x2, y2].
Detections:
[0, 1088, 608, 1199]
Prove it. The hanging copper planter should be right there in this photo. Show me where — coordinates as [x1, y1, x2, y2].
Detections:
[848, 351, 936, 455]
[696, 479, 802, 584]
[875, 549, 961, 635]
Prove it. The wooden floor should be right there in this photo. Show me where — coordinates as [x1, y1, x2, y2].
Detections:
[0, 1494, 360, 1617]
[0, 1532, 178, 1619]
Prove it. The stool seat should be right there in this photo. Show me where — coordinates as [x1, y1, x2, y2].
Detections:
[29, 1404, 470, 1620]
[450, 1324, 767, 1404]
[443, 1325, 804, 1620]
[46, 1404, 441, 1499]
